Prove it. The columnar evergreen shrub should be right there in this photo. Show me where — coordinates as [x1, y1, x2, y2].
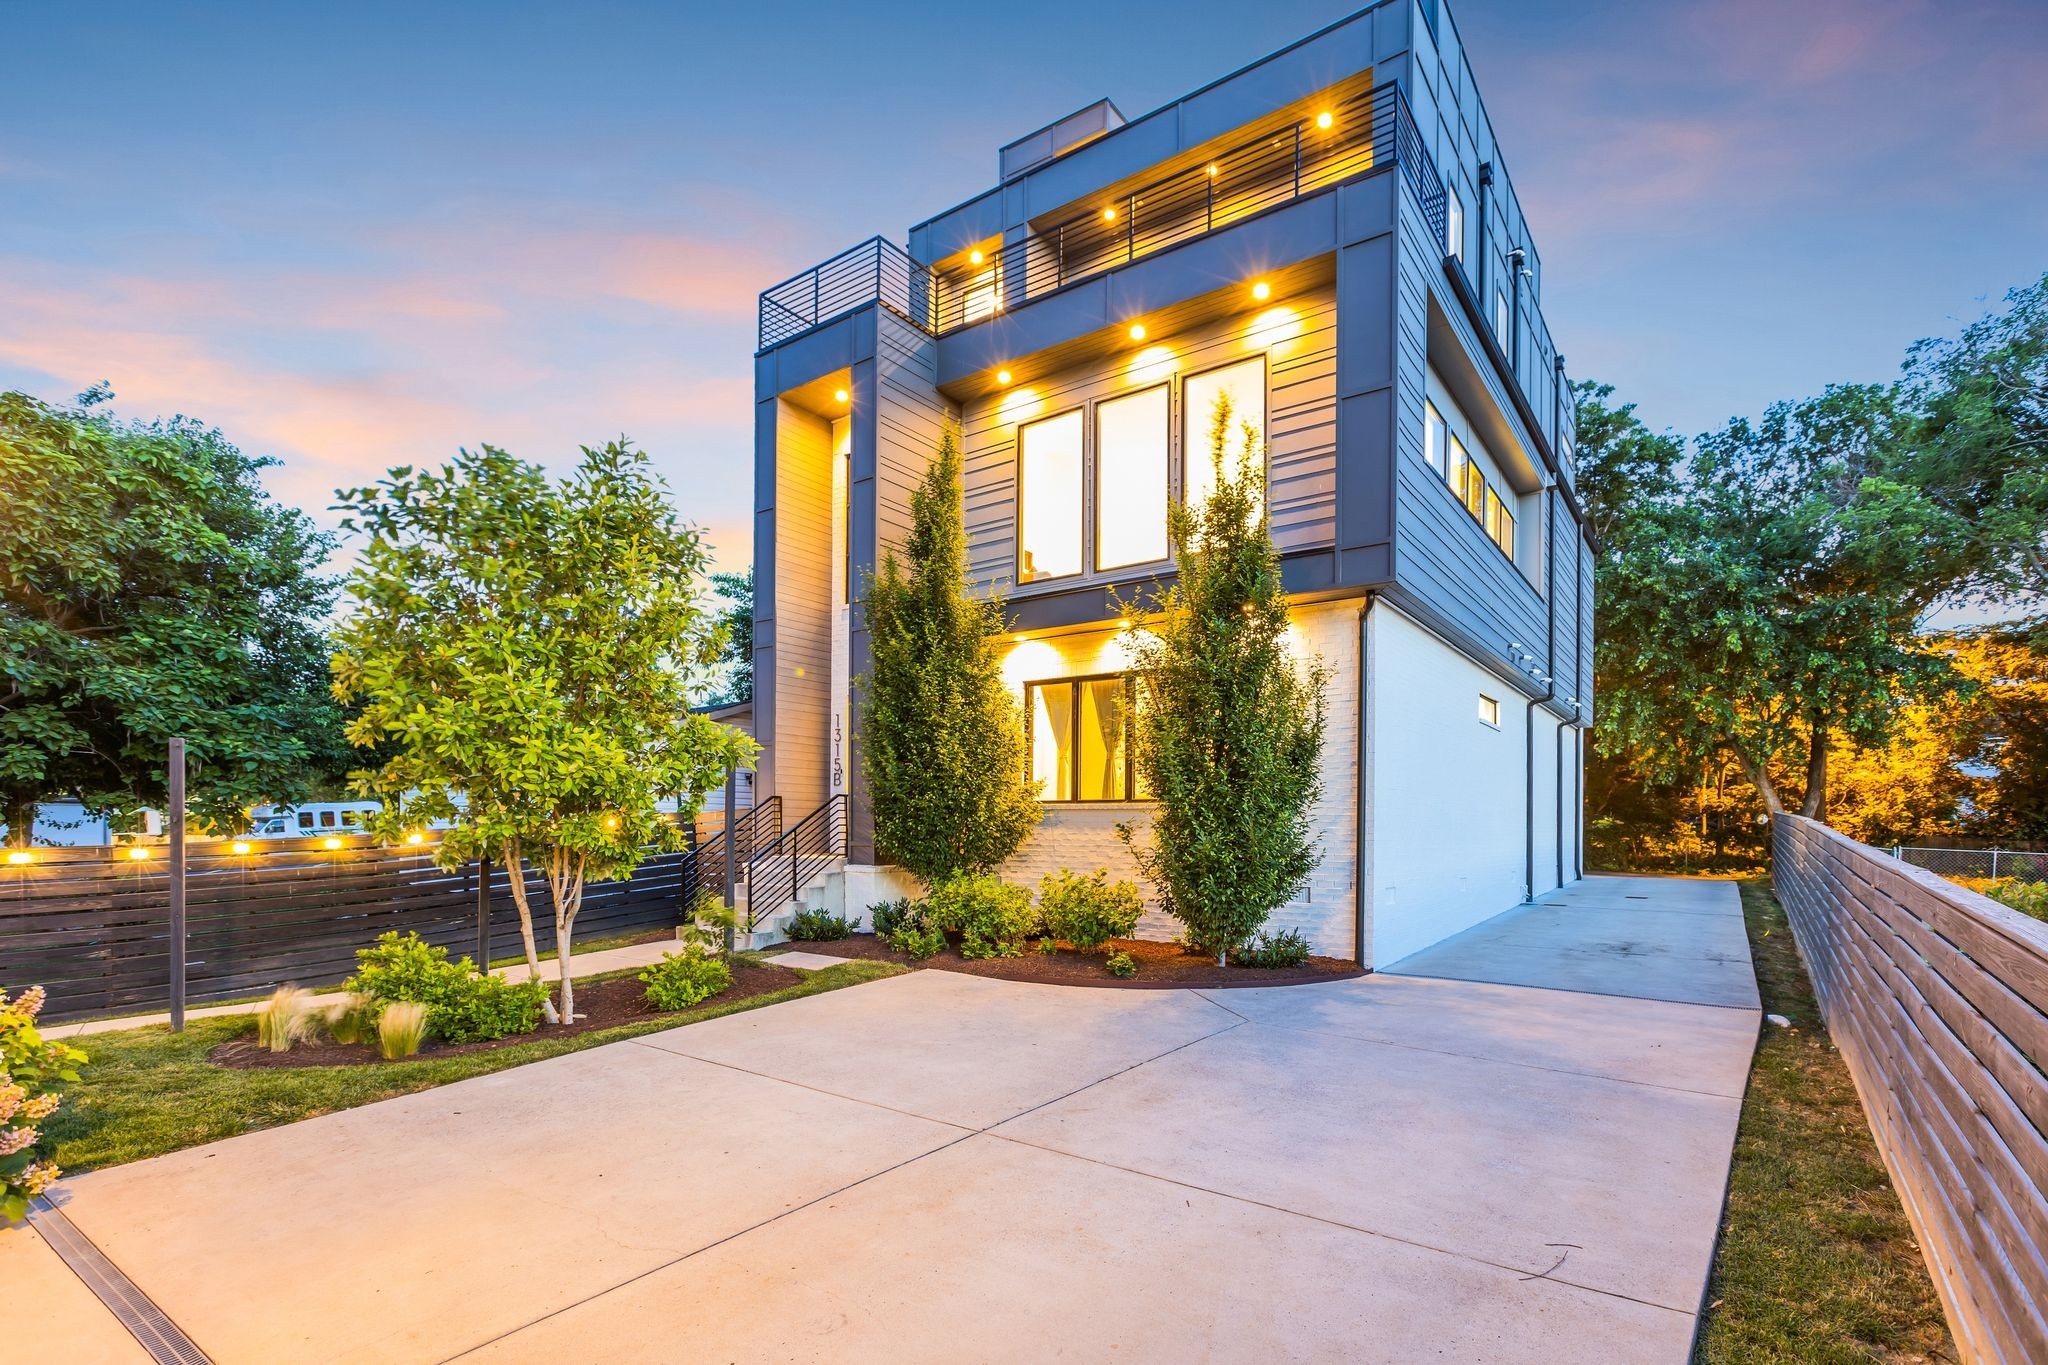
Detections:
[1119, 395, 1328, 963]
[1038, 868, 1142, 951]
[862, 426, 1040, 883]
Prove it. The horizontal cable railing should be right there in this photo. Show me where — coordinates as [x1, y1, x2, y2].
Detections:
[930, 82, 1446, 334]
[680, 795, 781, 910]
[756, 83, 1449, 352]
[742, 793, 846, 931]
[756, 237, 935, 350]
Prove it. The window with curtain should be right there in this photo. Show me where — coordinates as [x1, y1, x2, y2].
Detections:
[1025, 674, 1141, 802]
[1182, 356, 1267, 513]
[1019, 409, 1083, 582]
[1095, 386, 1169, 571]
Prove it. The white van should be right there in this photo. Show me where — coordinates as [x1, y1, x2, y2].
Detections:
[245, 802, 382, 839]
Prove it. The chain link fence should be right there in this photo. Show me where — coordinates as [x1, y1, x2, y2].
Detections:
[1893, 846, 2048, 887]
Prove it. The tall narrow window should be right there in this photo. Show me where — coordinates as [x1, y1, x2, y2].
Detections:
[1444, 188, 1464, 260]
[1027, 681, 1076, 799]
[1095, 386, 1169, 570]
[1076, 678, 1128, 800]
[1494, 291, 1511, 344]
[1018, 409, 1083, 582]
[1446, 431, 1470, 501]
[1183, 356, 1267, 513]
[1424, 400, 1448, 476]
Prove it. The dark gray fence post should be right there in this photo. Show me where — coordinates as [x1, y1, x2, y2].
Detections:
[722, 764, 738, 955]
[476, 855, 492, 966]
[167, 737, 187, 1032]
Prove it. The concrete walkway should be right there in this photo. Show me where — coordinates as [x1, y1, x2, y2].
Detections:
[46, 939, 681, 1039]
[27, 874, 1757, 1362]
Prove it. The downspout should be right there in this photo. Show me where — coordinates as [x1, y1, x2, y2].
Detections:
[1355, 592, 1378, 968]
[1475, 162, 1493, 308]
[1508, 246, 1524, 379]
[1524, 487, 1559, 903]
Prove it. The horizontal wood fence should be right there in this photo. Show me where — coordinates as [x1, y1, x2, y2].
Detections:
[1774, 814, 2048, 1364]
[0, 836, 697, 1023]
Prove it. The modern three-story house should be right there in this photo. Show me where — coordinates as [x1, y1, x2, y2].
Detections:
[748, 0, 1591, 967]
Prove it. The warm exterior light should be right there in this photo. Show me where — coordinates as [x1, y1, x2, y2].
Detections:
[5, 850, 32, 866]
[126, 846, 150, 861]
[230, 840, 252, 856]
[996, 369, 1012, 385]
[405, 831, 425, 845]
[1251, 280, 1271, 301]
[1316, 111, 1333, 130]
[1128, 323, 1146, 341]
[1013, 633, 1028, 644]
[605, 815, 620, 830]
[1207, 163, 1219, 176]
[1102, 207, 1117, 221]
[969, 249, 985, 265]
[322, 836, 343, 850]
[833, 388, 849, 404]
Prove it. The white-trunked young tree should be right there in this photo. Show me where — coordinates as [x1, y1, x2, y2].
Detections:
[331, 442, 753, 1023]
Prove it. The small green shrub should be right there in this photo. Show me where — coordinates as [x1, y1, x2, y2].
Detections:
[1985, 880, 2048, 923]
[1, 984, 88, 1221]
[679, 890, 736, 959]
[640, 952, 733, 1011]
[377, 1001, 429, 1060]
[887, 920, 948, 960]
[324, 993, 380, 1046]
[256, 987, 318, 1052]
[1237, 927, 1312, 968]
[1104, 950, 1139, 978]
[788, 906, 855, 941]
[928, 873, 1035, 958]
[1037, 868, 1142, 951]
[346, 931, 548, 1043]
[869, 897, 916, 938]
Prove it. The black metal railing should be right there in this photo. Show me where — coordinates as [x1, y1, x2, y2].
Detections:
[742, 793, 847, 931]
[929, 82, 1446, 334]
[756, 237, 935, 350]
[680, 795, 781, 912]
[755, 82, 1448, 352]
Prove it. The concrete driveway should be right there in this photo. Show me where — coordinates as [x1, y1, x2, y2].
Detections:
[31, 874, 1757, 1363]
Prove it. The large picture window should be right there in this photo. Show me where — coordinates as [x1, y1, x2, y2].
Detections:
[1019, 409, 1084, 582]
[1095, 386, 1169, 571]
[1182, 356, 1267, 513]
[1025, 674, 1140, 802]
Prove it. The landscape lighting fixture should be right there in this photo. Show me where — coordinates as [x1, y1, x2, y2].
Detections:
[231, 841, 252, 856]
[5, 850, 31, 866]
[1128, 323, 1146, 341]
[127, 846, 150, 860]
[406, 831, 425, 845]
[1251, 280, 1271, 301]
[322, 836, 342, 850]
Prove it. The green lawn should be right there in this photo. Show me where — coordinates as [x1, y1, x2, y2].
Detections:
[42, 957, 904, 1173]
[1693, 879, 1955, 1363]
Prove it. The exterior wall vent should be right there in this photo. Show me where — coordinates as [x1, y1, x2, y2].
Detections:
[1000, 98, 1126, 182]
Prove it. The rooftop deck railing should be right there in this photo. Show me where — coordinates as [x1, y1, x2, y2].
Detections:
[756, 82, 1446, 352]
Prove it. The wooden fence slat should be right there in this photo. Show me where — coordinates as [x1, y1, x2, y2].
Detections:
[1775, 814, 2048, 1364]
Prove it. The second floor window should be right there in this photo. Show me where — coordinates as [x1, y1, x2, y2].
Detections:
[1493, 291, 1512, 346]
[1445, 188, 1464, 261]
[1096, 387, 1169, 571]
[1182, 356, 1268, 514]
[1019, 410, 1084, 582]
[1424, 400, 1448, 476]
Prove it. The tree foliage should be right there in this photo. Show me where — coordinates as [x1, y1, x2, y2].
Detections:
[1119, 397, 1328, 962]
[1592, 382, 1957, 818]
[861, 426, 1039, 883]
[331, 441, 751, 1022]
[0, 388, 342, 842]
[706, 567, 754, 707]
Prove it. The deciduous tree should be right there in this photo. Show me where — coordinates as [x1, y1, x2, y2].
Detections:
[0, 388, 341, 843]
[332, 442, 750, 1023]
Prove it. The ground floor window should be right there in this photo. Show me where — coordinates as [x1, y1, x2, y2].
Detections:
[1025, 673, 1145, 802]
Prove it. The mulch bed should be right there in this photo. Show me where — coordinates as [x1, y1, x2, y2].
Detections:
[209, 962, 806, 1069]
[778, 934, 1362, 989]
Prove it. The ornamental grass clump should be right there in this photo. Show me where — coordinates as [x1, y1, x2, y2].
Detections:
[256, 987, 319, 1052]
[377, 1002, 429, 1060]
[1037, 868, 1142, 952]
[324, 993, 381, 1046]
[1, 985, 88, 1220]
[1118, 394, 1327, 963]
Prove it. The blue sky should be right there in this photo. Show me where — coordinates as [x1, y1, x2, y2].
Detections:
[3, 0, 2043, 584]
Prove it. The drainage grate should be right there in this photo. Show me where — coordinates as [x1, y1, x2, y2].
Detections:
[31, 1198, 211, 1365]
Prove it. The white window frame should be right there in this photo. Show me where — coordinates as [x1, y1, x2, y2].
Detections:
[1181, 354, 1269, 515]
[1017, 408, 1086, 584]
[1094, 384, 1171, 573]
[1477, 694, 1501, 728]
[1444, 188, 1464, 261]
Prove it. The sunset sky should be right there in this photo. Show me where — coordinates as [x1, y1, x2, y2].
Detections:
[4, 0, 2044, 586]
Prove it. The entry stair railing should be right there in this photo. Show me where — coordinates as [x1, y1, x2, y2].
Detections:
[742, 793, 848, 933]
